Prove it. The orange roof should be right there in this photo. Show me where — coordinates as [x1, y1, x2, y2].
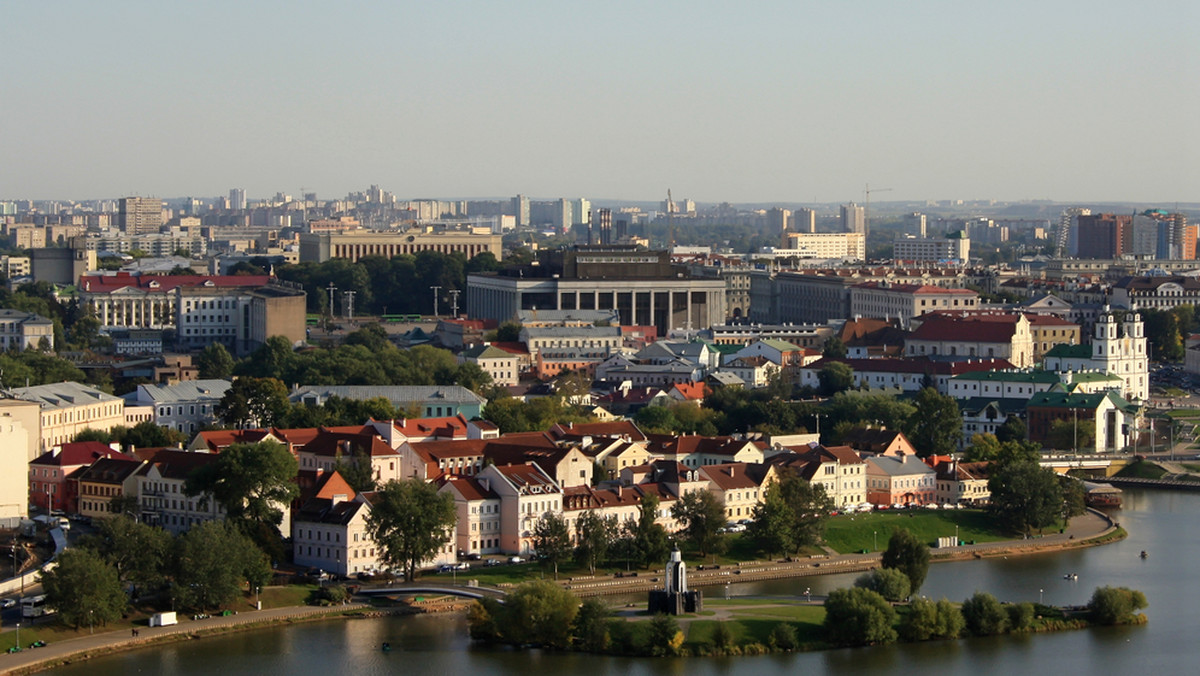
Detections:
[671, 382, 707, 400]
[313, 470, 357, 501]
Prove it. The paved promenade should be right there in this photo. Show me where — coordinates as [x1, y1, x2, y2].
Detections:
[0, 509, 1118, 673]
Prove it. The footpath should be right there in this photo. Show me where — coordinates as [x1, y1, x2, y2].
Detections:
[1, 603, 369, 675]
[0, 509, 1119, 674]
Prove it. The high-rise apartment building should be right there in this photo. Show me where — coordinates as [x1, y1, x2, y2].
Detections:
[905, 212, 927, 237]
[1076, 213, 1132, 260]
[511, 195, 530, 228]
[841, 203, 865, 234]
[767, 208, 790, 246]
[229, 188, 247, 211]
[794, 208, 816, 234]
[118, 197, 164, 236]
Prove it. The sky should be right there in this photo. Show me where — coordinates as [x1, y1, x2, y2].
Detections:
[3, 1, 1197, 205]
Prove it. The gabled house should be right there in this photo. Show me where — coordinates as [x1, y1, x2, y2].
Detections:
[700, 463, 777, 520]
[135, 449, 224, 534]
[476, 462, 563, 555]
[438, 475, 503, 556]
[864, 454, 937, 506]
[837, 428, 916, 458]
[926, 456, 992, 506]
[29, 441, 132, 513]
[75, 456, 145, 521]
[644, 434, 766, 468]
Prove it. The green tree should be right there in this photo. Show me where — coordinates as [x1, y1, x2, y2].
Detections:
[906, 387, 961, 458]
[670, 489, 728, 557]
[332, 448, 376, 493]
[768, 622, 799, 650]
[818, 362, 855, 396]
[365, 479, 457, 582]
[961, 592, 1009, 636]
[710, 621, 735, 651]
[854, 567, 911, 602]
[40, 548, 127, 629]
[750, 471, 834, 556]
[216, 377, 292, 428]
[493, 580, 580, 649]
[78, 515, 172, 594]
[900, 597, 965, 641]
[1061, 476, 1087, 521]
[963, 433, 1002, 462]
[822, 336, 848, 359]
[532, 513, 573, 578]
[747, 485, 797, 557]
[571, 597, 612, 652]
[574, 511, 617, 574]
[494, 321, 522, 343]
[644, 613, 685, 656]
[1047, 418, 1096, 452]
[115, 420, 187, 450]
[197, 342, 236, 379]
[881, 528, 930, 594]
[184, 440, 300, 533]
[988, 459, 1064, 535]
[823, 587, 898, 646]
[1007, 602, 1035, 631]
[630, 493, 670, 568]
[995, 416, 1027, 443]
[172, 520, 271, 611]
[634, 404, 677, 434]
[1088, 586, 1148, 625]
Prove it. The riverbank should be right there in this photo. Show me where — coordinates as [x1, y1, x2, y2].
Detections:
[1, 508, 1120, 673]
[560, 508, 1121, 597]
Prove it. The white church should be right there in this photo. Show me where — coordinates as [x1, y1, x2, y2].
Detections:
[1042, 307, 1148, 402]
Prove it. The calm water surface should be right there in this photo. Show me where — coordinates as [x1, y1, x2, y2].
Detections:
[58, 488, 1191, 675]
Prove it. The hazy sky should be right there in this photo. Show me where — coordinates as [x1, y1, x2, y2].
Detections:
[4, 1, 1197, 204]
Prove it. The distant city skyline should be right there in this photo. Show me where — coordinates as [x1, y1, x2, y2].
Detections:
[3, 2, 1196, 203]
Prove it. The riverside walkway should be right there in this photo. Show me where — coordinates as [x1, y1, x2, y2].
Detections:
[0, 509, 1117, 673]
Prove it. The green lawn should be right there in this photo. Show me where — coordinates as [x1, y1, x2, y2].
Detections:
[822, 509, 1010, 553]
[1181, 463, 1200, 473]
[1164, 408, 1200, 419]
[1115, 461, 1169, 480]
[687, 604, 825, 646]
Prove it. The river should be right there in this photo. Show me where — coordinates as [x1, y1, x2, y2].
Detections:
[56, 488, 1192, 675]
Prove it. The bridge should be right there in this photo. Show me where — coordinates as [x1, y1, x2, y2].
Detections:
[356, 585, 506, 600]
[1039, 454, 1123, 473]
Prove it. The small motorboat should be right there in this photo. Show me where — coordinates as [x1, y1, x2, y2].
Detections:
[1063, 573, 1078, 580]
[1140, 550, 1148, 559]
[382, 642, 392, 652]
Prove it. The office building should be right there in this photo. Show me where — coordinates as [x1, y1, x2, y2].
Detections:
[118, 197, 164, 235]
[841, 203, 865, 234]
[794, 208, 816, 234]
[892, 232, 970, 264]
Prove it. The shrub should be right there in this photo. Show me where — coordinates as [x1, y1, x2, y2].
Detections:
[1088, 586, 1148, 625]
[1007, 602, 1035, 631]
[710, 621, 735, 651]
[900, 597, 939, 641]
[881, 527, 931, 594]
[962, 592, 1009, 636]
[823, 587, 898, 646]
[934, 599, 965, 639]
[768, 622, 798, 651]
[645, 613, 683, 656]
[855, 568, 912, 602]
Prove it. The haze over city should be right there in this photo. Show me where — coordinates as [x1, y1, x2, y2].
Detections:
[4, 1, 1197, 204]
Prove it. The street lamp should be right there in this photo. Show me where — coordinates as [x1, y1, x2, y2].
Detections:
[1040, 588, 1044, 604]
[255, 586, 261, 611]
[873, 530, 877, 552]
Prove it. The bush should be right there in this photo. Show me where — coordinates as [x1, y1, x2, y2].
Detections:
[823, 587, 898, 646]
[1006, 602, 1035, 631]
[881, 528, 930, 594]
[1088, 586, 1148, 625]
[900, 597, 939, 641]
[645, 613, 684, 656]
[572, 598, 611, 653]
[934, 599, 965, 639]
[710, 621, 735, 651]
[855, 567, 912, 602]
[962, 592, 1009, 636]
[768, 622, 798, 651]
[311, 583, 349, 606]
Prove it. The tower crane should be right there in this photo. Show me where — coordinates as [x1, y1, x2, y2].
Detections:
[863, 183, 893, 241]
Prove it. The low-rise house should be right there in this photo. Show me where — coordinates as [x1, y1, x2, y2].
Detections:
[123, 379, 230, 435]
[959, 398, 1027, 447]
[864, 454, 937, 506]
[438, 475, 503, 556]
[700, 463, 776, 520]
[75, 456, 145, 521]
[720, 356, 776, 387]
[927, 457, 992, 506]
[0, 309, 54, 351]
[797, 357, 1015, 395]
[1025, 390, 1140, 452]
[8, 381, 126, 452]
[135, 449, 224, 534]
[288, 385, 486, 419]
[837, 428, 916, 458]
[459, 344, 520, 386]
[477, 462, 563, 556]
[905, 313, 1034, 368]
[29, 441, 131, 513]
[644, 434, 766, 468]
[770, 444, 867, 507]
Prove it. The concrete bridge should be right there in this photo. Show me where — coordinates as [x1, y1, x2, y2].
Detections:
[356, 585, 506, 600]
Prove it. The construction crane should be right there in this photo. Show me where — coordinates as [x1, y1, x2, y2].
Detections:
[863, 183, 893, 240]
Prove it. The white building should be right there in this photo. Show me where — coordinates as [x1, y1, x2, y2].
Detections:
[1043, 309, 1148, 401]
[123, 379, 230, 435]
[893, 233, 970, 265]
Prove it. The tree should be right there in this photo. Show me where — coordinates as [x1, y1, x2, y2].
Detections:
[172, 520, 271, 611]
[822, 336, 847, 359]
[900, 597, 964, 641]
[571, 597, 612, 652]
[963, 433, 1001, 462]
[988, 459, 1064, 535]
[532, 513, 572, 578]
[1088, 586, 1148, 625]
[332, 448, 376, 493]
[1061, 476, 1087, 521]
[365, 479, 457, 582]
[1007, 602, 1035, 631]
[823, 587, 898, 646]
[854, 567, 911, 602]
[216, 377, 292, 428]
[881, 528, 930, 595]
[644, 613, 685, 656]
[961, 592, 1009, 636]
[749, 470, 834, 556]
[197, 342, 235, 379]
[994, 416, 1027, 443]
[77, 515, 172, 594]
[116, 420, 187, 450]
[494, 321, 522, 342]
[906, 387, 961, 458]
[818, 362, 855, 396]
[670, 489, 728, 557]
[1047, 418, 1096, 452]
[184, 440, 299, 533]
[574, 511, 617, 574]
[768, 622, 799, 650]
[485, 580, 580, 649]
[40, 548, 127, 629]
[630, 493, 670, 568]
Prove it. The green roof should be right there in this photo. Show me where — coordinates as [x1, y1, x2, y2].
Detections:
[463, 344, 512, 359]
[1067, 371, 1123, 383]
[1026, 391, 1133, 410]
[1044, 344, 1091, 359]
[758, 338, 803, 351]
[951, 370, 1061, 383]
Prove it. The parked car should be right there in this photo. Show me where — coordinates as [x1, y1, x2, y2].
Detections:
[508, 556, 525, 564]
[483, 559, 501, 567]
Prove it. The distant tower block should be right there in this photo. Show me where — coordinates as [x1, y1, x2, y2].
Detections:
[647, 548, 703, 615]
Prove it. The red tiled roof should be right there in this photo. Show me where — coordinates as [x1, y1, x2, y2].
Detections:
[853, 282, 978, 295]
[549, 421, 647, 442]
[31, 442, 135, 467]
[909, 317, 1017, 343]
[803, 356, 1014, 375]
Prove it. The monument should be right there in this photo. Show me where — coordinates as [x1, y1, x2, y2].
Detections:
[647, 547, 703, 614]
